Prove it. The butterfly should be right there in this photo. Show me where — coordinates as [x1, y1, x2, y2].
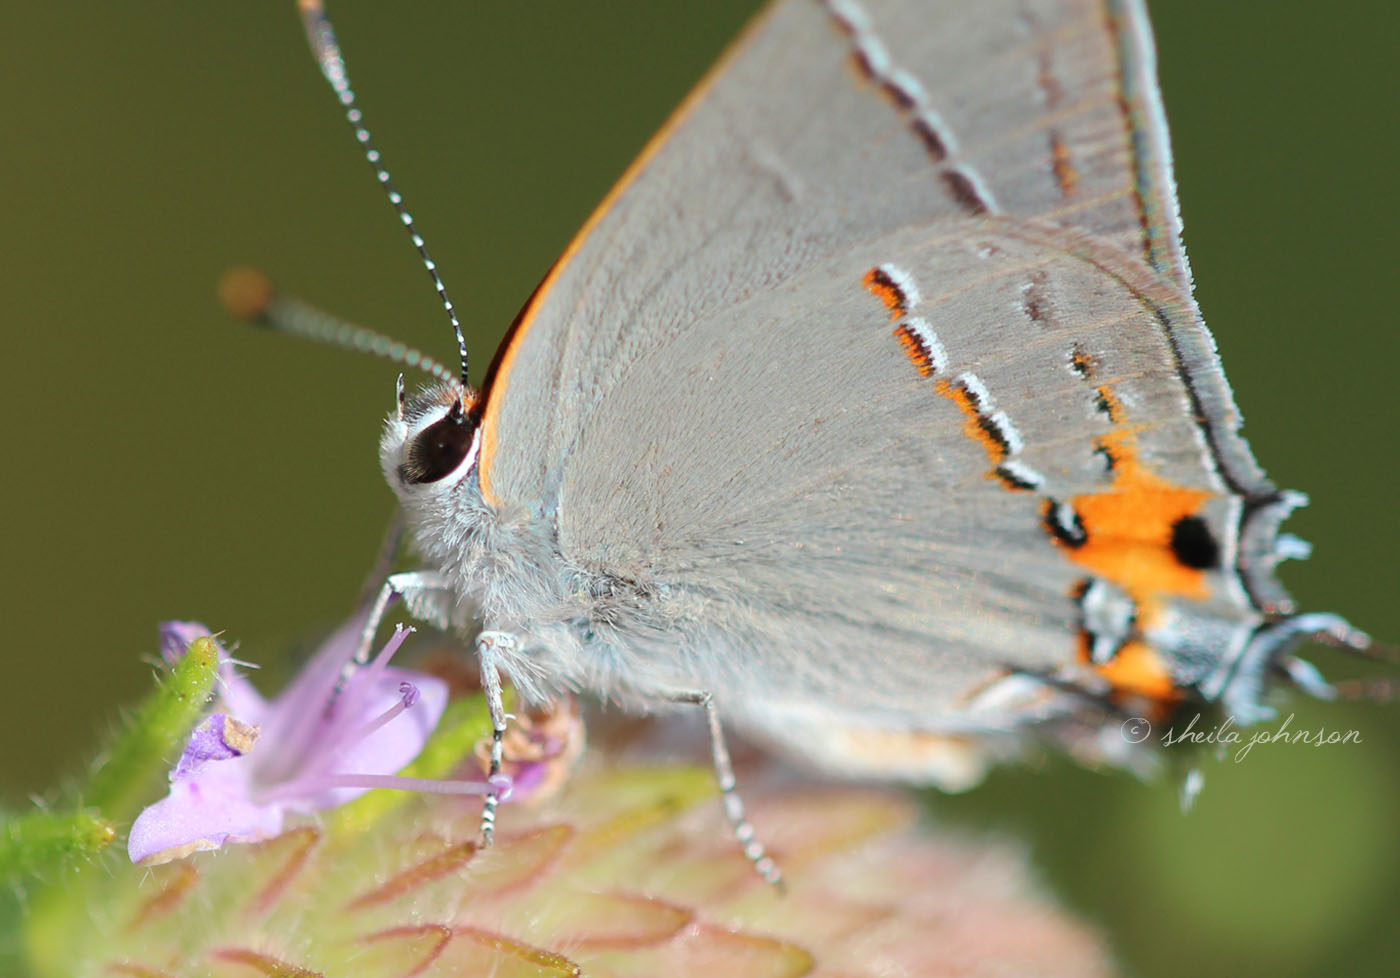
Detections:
[226, 0, 1381, 884]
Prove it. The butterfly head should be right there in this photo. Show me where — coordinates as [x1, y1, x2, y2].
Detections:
[381, 379, 483, 500]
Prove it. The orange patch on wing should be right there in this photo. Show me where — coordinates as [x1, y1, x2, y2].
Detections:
[935, 378, 1008, 466]
[1050, 133, 1080, 197]
[1070, 345, 1098, 378]
[1058, 429, 1211, 601]
[893, 324, 934, 377]
[1073, 602, 1182, 705]
[862, 267, 905, 320]
[1093, 640, 1180, 703]
[1093, 385, 1125, 423]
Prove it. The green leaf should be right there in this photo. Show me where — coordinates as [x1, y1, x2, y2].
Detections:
[83, 635, 221, 822]
[0, 808, 115, 882]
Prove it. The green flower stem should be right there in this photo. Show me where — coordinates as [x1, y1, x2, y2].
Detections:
[83, 636, 221, 823]
[0, 809, 115, 881]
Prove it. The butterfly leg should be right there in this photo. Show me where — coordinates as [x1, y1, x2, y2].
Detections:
[669, 689, 784, 889]
[333, 569, 456, 704]
[352, 569, 454, 665]
[475, 630, 516, 848]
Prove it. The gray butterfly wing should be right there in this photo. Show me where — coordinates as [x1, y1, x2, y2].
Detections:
[556, 219, 1235, 765]
[479, 0, 1260, 500]
[474, 0, 1287, 781]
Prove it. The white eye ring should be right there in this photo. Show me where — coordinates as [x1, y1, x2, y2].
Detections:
[401, 405, 481, 487]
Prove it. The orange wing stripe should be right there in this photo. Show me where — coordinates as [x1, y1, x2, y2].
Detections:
[934, 378, 1009, 466]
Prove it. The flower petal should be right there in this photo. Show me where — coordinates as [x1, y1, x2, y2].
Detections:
[128, 755, 285, 865]
[254, 614, 367, 760]
[219, 669, 269, 724]
[286, 668, 449, 812]
[172, 714, 259, 779]
[130, 619, 456, 865]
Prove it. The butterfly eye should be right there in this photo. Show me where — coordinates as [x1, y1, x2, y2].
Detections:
[404, 403, 478, 485]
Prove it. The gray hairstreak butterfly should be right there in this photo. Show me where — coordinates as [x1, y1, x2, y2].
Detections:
[214, 0, 1393, 893]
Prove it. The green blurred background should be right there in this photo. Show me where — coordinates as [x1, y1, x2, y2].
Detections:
[2, 1, 1396, 975]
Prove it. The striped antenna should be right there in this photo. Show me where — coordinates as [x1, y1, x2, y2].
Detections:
[296, 0, 470, 389]
[219, 267, 455, 383]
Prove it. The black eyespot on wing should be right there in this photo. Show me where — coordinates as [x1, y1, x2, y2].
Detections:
[1170, 514, 1220, 569]
[403, 404, 477, 484]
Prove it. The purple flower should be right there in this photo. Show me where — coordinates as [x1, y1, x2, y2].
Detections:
[130, 616, 503, 865]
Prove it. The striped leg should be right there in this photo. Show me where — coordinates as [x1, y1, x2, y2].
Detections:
[475, 630, 516, 847]
[669, 690, 783, 889]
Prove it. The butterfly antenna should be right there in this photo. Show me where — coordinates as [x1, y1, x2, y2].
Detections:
[297, 0, 470, 389]
[1276, 619, 1398, 704]
[219, 267, 454, 383]
[1331, 676, 1399, 703]
[1318, 628, 1400, 703]
[1310, 621, 1396, 666]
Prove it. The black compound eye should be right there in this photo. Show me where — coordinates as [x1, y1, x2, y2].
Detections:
[404, 405, 477, 485]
